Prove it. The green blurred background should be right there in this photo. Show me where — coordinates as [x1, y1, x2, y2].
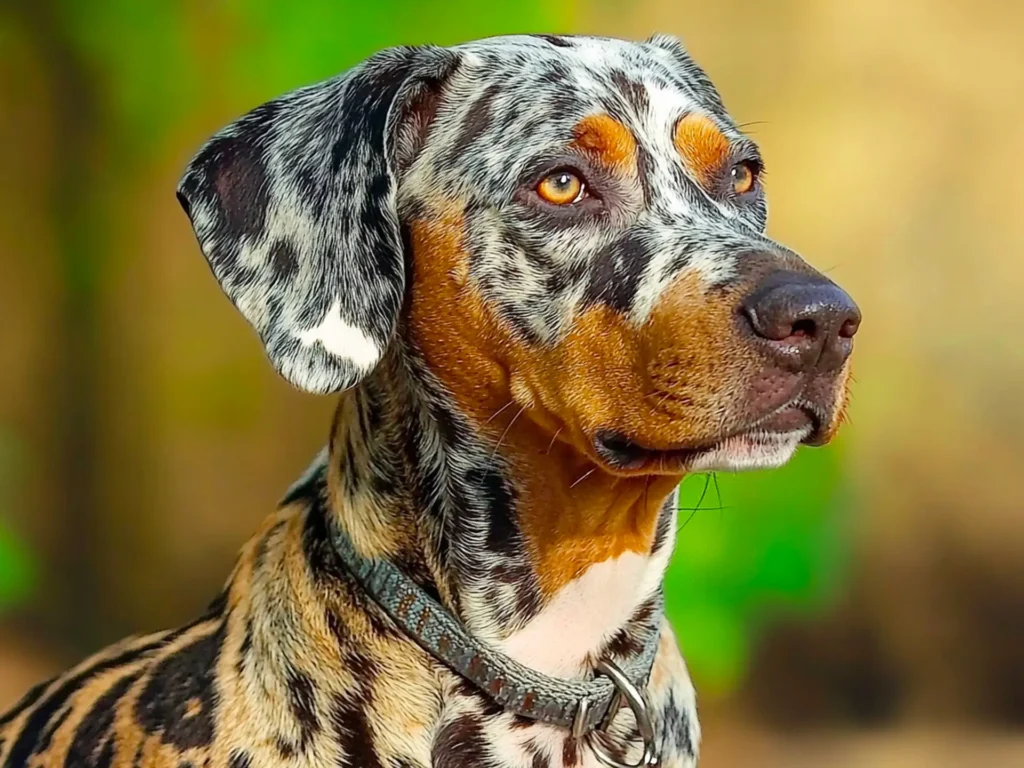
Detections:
[2, 1, 1023, 765]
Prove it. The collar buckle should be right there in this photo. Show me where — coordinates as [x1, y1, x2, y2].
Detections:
[575, 658, 660, 768]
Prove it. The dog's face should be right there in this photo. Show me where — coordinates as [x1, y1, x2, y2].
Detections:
[178, 34, 859, 476]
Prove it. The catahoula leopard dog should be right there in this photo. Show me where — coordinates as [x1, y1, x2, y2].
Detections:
[0, 33, 860, 768]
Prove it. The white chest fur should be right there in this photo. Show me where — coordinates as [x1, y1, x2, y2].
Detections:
[497, 548, 667, 678]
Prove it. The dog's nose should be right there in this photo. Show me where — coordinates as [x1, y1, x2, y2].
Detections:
[741, 272, 860, 373]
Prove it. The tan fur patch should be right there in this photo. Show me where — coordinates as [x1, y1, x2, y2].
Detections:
[405, 206, 758, 596]
[674, 113, 731, 188]
[572, 114, 638, 176]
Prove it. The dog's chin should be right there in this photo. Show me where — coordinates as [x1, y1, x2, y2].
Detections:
[592, 404, 820, 475]
[681, 428, 809, 472]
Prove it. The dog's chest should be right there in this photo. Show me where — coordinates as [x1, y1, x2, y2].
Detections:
[496, 551, 658, 677]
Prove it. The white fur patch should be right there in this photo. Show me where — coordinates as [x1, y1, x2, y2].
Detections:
[686, 429, 809, 472]
[296, 300, 380, 371]
[498, 551, 657, 678]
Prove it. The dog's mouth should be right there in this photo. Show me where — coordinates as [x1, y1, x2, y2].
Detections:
[593, 403, 824, 474]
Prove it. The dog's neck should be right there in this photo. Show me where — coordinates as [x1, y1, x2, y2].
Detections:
[323, 351, 680, 678]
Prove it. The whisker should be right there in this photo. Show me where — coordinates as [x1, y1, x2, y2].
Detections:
[484, 400, 516, 425]
[678, 504, 730, 513]
[490, 405, 526, 458]
[571, 467, 597, 488]
[679, 473, 713, 530]
[545, 426, 564, 454]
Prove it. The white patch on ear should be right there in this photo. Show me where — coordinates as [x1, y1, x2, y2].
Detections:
[296, 300, 381, 371]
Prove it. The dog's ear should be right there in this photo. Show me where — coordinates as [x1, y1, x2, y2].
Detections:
[177, 46, 459, 394]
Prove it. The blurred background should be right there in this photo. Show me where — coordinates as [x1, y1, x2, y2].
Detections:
[1, 1, 1022, 765]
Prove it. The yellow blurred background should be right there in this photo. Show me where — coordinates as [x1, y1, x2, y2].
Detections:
[1, 1, 1022, 765]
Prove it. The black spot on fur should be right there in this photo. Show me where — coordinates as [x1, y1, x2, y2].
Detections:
[535, 34, 574, 48]
[660, 690, 695, 757]
[463, 467, 516, 554]
[652, 500, 674, 553]
[254, 520, 286, 571]
[280, 463, 324, 507]
[64, 671, 140, 767]
[432, 714, 495, 768]
[302, 498, 346, 583]
[449, 84, 499, 162]
[584, 231, 653, 313]
[0, 677, 53, 727]
[510, 714, 534, 729]
[513, 577, 543, 622]
[2, 634, 177, 768]
[611, 71, 650, 116]
[632, 597, 657, 626]
[562, 737, 579, 766]
[31, 703, 71, 756]
[236, 617, 253, 679]
[228, 751, 252, 768]
[94, 737, 117, 768]
[605, 628, 643, 659]
[134, 625, 224, 750]
[204, 589, 229, 618]
[269, 239, 299, 281]
[275, 738, 295, 759]
[286, 671, 320, 752]
[342, 646, 384, 684]
[333, 693, 384, 768]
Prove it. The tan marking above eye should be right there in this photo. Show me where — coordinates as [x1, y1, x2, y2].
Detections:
[572, 113, 638, 173]
[537, 171, 584, 205]
[674, 113, 731, 188]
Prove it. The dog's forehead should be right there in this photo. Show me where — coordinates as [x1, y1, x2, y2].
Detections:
[449, 34, 730, 124]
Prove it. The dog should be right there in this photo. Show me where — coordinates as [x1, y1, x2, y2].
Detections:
[0, 33, 859, 768]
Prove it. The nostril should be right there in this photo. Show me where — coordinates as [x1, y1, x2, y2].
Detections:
[839, 317, 860, 339]
[790, 318, 816, 339]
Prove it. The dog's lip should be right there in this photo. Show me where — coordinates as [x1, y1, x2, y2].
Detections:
[593, 403, 821, 472]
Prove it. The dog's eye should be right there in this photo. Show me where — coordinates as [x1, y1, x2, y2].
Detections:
[730, 161, 758, 195]
[537, 171, 586, 205]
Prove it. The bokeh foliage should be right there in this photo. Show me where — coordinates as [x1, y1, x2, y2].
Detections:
[0, 430, 33, 613]
[668, 441, 852, 695]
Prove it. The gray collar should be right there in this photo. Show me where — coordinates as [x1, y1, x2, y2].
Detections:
[330, 522, 663, 736]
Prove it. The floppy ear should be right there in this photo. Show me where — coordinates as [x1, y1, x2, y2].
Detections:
[177, 46, 459, 394]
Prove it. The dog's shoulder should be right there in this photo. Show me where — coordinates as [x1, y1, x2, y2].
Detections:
[0, 504, 307, 768]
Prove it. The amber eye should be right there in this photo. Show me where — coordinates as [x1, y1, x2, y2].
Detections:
[537, 170, 585, 205]
[730, 161, 758, 195]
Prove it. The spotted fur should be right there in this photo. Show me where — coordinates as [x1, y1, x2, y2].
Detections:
[1, 33, 858, 767]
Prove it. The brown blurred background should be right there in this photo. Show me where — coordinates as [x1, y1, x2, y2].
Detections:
[1, 1, 1023, 766]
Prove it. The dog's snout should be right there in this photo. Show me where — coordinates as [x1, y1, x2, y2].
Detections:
[741, 272, 860, 373]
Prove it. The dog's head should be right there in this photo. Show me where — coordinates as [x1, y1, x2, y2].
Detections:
[178, 34, 859, 476]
